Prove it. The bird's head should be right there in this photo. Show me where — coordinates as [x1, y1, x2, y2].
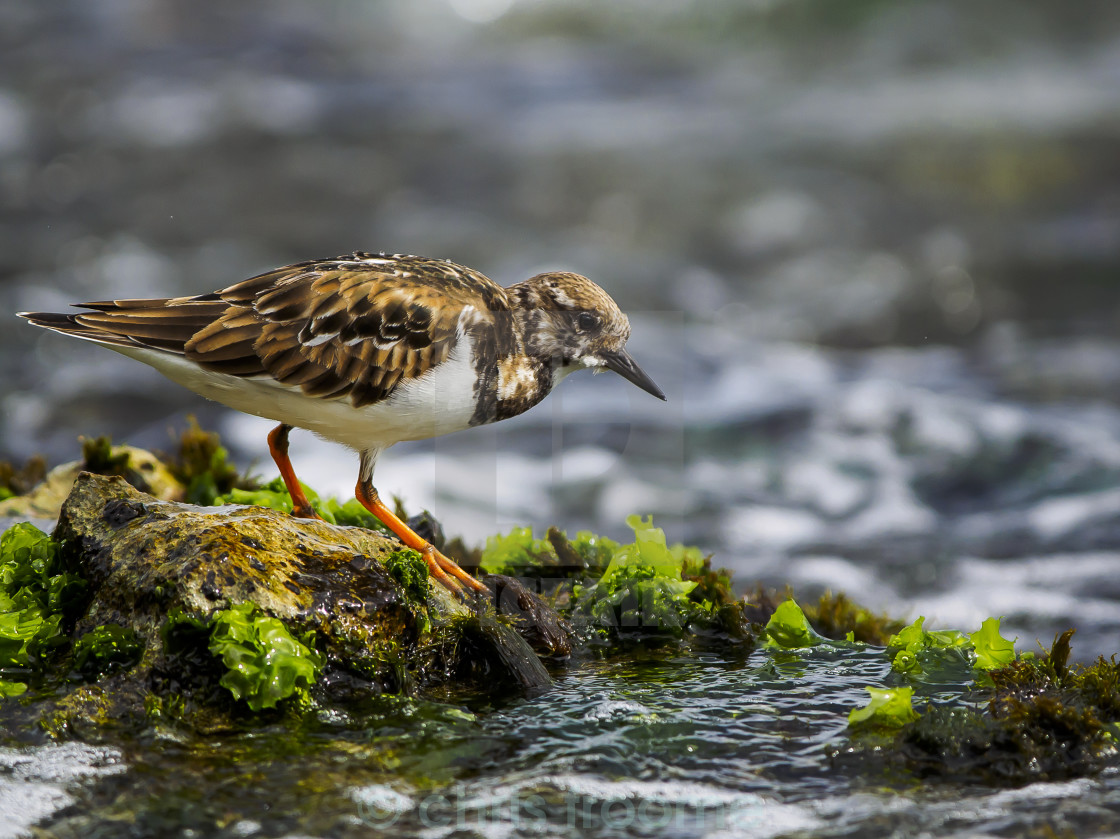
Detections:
[509, 271, 665, 400]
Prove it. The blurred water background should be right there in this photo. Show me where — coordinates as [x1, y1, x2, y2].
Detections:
[5, 0, 1120, 657]
[4, 1, 1120, 836]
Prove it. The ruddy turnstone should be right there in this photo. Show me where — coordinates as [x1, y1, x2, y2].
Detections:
[20, 252, 665, 595]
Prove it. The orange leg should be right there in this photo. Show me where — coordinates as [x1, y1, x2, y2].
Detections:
[355, 478, 487, 596]
[267, 424, 319, 519]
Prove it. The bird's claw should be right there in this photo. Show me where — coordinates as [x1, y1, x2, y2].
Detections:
[421, 546, 487, 597]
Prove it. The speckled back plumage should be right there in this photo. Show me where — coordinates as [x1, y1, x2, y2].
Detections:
[35, 253, 512, 409]
[20, 252, 653, 438]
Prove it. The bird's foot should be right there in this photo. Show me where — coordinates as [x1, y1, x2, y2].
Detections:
[352, 477, 485, 598]
[420, 545, 487, 597]
[290, 502, 321, 520]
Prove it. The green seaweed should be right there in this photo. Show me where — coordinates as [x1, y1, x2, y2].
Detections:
[572, 515, 701, 632]
[479, 525, 619, 577]
[0, 679, 27, 697]
[382, 549, 430, 604]
[681, 552, 734, 606]
[208, 603, 323, 711]
[216, 478, 387, 531]
[0, 523, 87, 692]
[557, 528, 620, 577]
[887, 616, 974, 682]
[478, 526, 555, 575]
[216, 479, 300, 514]
[166, 418, 256, 505]
[849, 686, 921, 730]
[680, 553, 755, 641]
[763, 599, 828, 649]
[382, 549, 432, 635]
[482, 516, 752, 642]
[599, 515, 692, 586]
[845, 628, 1120, 782]
[320, 497, 389, 530]
[72, 624, 143, 680]
[158, 604, 324, 715]
[970, 617, 1017, 671]
[887, 616, 1017, 684]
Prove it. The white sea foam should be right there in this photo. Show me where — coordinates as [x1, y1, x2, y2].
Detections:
[0, 744, 125, 839]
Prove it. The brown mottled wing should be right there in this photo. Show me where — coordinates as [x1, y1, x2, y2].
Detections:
[21, 253, 512, 408]
[185, 253, 511, 407]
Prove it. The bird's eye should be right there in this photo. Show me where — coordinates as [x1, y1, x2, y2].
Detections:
[577, 312, 598, 331]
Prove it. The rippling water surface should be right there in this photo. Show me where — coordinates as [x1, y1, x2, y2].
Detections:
[7, 648, 1120, 838]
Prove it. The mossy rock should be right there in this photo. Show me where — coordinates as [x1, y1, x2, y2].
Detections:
[54, 472, 433, 647]
[35, 473, 553, 733]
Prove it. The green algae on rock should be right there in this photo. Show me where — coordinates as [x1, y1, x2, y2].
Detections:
[206, 603, 323, 711]
[2, 471, 557, 734]
[216, 478, 390, 531]
[481, 514, 753, 644]
[53, 472, 425, 650]
[0, 522, 88, 693]
[477, 525, 617, 579]
[841, 626, 1120, 783]
[72, 623, 143, 681]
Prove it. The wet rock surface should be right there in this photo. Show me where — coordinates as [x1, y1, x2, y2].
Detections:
[55, 473, 422, 648]
[32, 472, 560, 733]
[485, 574, 572, 660]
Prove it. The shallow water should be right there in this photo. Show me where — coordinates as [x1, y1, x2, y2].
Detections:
[3, 0, 1120, 835]
[11, 645, 1120, 839]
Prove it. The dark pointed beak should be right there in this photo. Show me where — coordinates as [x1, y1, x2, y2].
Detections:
[600, 350, 666, 401]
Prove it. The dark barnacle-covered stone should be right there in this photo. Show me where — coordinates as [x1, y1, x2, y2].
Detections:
[484, 573, 572, 659]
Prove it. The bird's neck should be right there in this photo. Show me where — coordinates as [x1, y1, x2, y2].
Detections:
[466, 346, 557, 427]
[462, 283, 567, 426]
[506, 280, 562, 363]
